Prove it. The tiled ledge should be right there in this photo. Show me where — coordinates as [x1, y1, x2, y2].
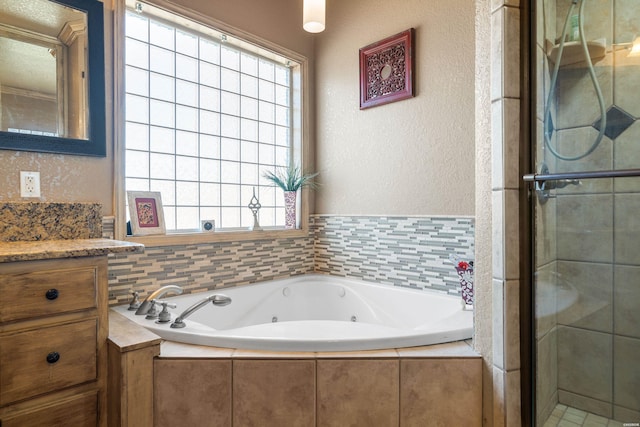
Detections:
[159, 338, 479, 359]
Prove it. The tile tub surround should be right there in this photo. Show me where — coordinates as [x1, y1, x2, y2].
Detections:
[311, 215, 475, 296]
[107, 215, 474, 305]
[0, 202, 103, 241]
[109, 312, 482, 427]
[107, 236, 315, 305]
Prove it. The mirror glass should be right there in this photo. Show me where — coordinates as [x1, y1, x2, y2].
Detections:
[0, 0, 105, 156]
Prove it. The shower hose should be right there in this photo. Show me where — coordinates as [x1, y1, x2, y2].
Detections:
[544, 0, 607, 161]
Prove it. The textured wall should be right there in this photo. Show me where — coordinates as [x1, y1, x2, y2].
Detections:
[0, 0, 314, 218]
[314, 0, 476, 216]
[0, 0, 114, 212]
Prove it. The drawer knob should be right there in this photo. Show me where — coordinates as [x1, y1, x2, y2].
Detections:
[46, 351, 60, 364]
[45, 289, 59, 300]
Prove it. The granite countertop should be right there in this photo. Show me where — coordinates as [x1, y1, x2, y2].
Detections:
[0, 238, 144, 263]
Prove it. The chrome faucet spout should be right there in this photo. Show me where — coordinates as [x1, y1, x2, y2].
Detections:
[170, 294, 231, 328]
[135, 285, 184, 315]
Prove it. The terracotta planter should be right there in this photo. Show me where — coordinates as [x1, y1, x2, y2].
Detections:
[284, 191, 297, 229]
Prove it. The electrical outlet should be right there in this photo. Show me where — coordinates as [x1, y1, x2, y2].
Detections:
[20, 171, 41, 198]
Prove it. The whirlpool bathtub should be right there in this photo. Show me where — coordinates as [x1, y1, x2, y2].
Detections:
[113, 274, 473, 352]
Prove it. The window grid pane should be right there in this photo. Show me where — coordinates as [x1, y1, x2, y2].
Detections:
[125, 9, 295, 231]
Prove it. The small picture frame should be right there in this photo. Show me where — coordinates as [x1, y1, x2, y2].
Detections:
[127, 191, 166, 236]
[359, 28, 415, 109]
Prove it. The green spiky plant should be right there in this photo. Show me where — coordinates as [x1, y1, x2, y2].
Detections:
[262, 164, 319, 191]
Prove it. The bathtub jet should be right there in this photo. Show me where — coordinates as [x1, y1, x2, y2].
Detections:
[171, 294, 232, 329]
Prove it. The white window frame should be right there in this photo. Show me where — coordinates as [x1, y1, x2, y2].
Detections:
[113, 0, 312, 246]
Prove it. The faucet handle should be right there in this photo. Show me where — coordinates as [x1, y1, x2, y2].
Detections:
[145, 299, 160, 320]
[156, 300, 178, 323]
[128, 291, 141, 311]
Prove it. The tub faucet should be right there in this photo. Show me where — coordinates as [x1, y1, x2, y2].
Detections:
[135, 285, 184, 315]
[170, 294, 231, 328]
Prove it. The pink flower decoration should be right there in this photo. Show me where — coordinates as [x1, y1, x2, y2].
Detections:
[458, 261, 470, 270]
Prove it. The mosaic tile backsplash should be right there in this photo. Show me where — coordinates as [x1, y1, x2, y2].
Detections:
[311, 216, 475, 295]
[107, 215, 474, 305]
[108, 237, 314, 305]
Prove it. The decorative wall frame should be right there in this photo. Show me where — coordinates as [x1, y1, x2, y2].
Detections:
[127, 191, 166, 236]
[359, 28, 415, 109]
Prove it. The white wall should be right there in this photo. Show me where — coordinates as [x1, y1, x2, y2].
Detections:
[314, 0, 476, 216]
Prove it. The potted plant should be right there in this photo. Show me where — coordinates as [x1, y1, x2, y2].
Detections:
[263, 164, 318, 229]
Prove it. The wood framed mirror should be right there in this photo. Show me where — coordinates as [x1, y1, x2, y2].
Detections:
[0, 0, 106, 156]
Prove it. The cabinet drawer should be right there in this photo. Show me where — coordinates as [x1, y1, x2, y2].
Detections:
[0, 264, 97, 323]
[1, 391, 97, 427]
[0, 319, 97, 405]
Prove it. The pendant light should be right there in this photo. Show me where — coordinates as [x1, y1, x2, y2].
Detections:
[303, 0, 325, 33]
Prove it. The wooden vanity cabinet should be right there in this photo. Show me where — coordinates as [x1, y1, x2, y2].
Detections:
[0, 256, 108, 426]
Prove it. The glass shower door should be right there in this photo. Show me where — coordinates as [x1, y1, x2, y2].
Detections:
[530, 0, 640, 425]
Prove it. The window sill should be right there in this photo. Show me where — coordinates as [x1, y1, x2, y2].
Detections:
[123, 227, 309, 248]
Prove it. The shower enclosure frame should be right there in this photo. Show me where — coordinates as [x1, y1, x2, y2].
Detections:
[522, 1, 534, 426]
[524, 0, 640, 424]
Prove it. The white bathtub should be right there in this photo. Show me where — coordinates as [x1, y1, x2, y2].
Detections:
[113, 274, 473, 352]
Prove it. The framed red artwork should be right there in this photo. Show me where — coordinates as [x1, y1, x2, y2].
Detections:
[359, 28, 415, 109]
[127, 191, 166, 236]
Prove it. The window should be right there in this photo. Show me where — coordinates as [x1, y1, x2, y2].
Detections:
[123, 2, 303, 233]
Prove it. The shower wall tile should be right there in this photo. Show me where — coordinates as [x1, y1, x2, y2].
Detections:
[556, 194, 613, 263]
[492, 278, 520, 371]
[615, 0, 640, 45]
[556, 261, 612, 333]
[614, 194, 640, 265]
[492, 0, 519, 13]
[535, 196, 556, 269]
[491, 6, 521, 101]
[492, 367, 522, 427]
[587, 0, 614, 41]
[492, 98, 521, 190]
[536, 262, 558, 339]
[492, 366, 506, 427]
[614, 3, 640, 132]
[557, 326, 612, 403]
[311, 216, 475, 296]
[493, 279, 505, 370]
[556, 53, 613, 129]
[492, 190, 520, 281]
[613, 406, 640, 425]
[536, 0, 544, 48]
[536, 327, 558, 424]
[504, 280, 520, 371]
[542, 0, 557, 48]
[554, 127, 613, 193]
[614, 265, 640, 339]
[613, 121, 640, 193]
[613, 336, 640, 412]
[536, 46, 549, 121]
